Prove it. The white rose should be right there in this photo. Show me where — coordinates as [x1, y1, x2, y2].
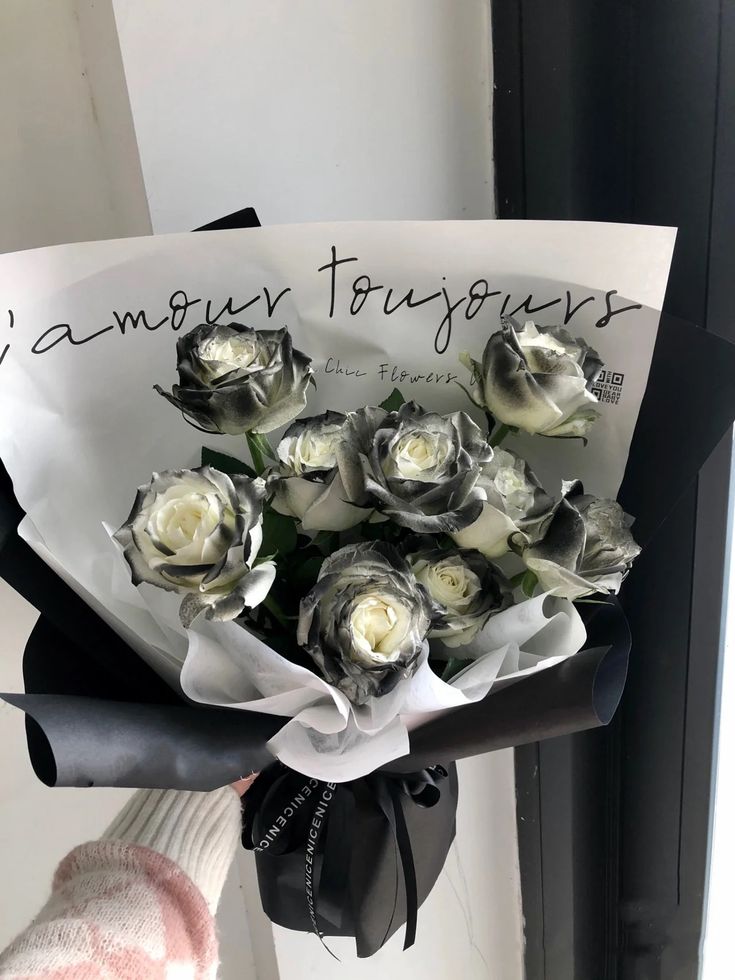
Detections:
[349, 593, 412, 666]
[451, 449, 553, 558]
[409, 547, 511, 648]
[523, 484, 641, 599]
[270, 412, 372, 531]
[298, 542, 433, 704]
[337, 403, 493, 534]
[413, 557, 482, 614]
[461, 318, 603, 437]
[114, 466, 275, 627]
[385, 429, 452, 481]
[277, 421, 343, 475]
[155, 323, 313, 435]
[198, 332, 266, 380]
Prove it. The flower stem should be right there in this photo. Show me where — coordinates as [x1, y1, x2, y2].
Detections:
[263, 593, 291, 629]
[490, 423, 511, 447]
[441, 657, 467, 683]
[246, 431, 274, 475]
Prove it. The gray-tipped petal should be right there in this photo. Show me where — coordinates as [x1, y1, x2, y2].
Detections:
[482, 332, 564, 432]
[525, 496, 587, 571]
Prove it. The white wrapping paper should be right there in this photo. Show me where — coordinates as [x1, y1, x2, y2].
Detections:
[0, 220, 675, 779]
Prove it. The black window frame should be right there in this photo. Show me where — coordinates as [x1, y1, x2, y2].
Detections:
[492, 2, 735, 977]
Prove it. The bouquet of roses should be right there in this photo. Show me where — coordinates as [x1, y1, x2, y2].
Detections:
[110, 315, 636, 790]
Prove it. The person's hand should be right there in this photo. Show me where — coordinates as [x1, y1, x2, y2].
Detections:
[231, 774, 258, 797]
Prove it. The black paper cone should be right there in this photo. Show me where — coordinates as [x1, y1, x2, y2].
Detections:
[2, 615, 284, 789]
[388, 599, 630, 773]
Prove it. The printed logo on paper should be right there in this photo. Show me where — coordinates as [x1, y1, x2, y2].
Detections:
[591, 370, 625, 405]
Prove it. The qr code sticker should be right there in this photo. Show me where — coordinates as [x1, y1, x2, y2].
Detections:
[591, 370, 625, 405]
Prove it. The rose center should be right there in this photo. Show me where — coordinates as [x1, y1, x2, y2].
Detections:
[349, 594, 408, 664]
[392, 430, 450, 481]
[150, 491, 226, 560]
[294, 426, 341, 472]
[199, 335, 263, 378]
[418, 561, 480, 611]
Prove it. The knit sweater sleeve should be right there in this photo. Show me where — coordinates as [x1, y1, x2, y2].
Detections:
[0, 787, 243, 979]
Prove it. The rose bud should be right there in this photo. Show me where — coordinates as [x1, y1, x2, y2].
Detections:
[408, 546, 512, 647]
[269, 411, 372, 531]
[155, 323, 313, 435]
[522, 481, 641, 599]
[461, 318, 603, 437]
[451, 448, 554, 558]
[114, 466, 275, 627]
[337, 402, 493, 533]
[297, 542, 434, 705]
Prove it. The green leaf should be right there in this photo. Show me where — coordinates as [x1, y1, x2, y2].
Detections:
[261, 507, 298, 557]
[245, 431, 277, 475]
[201, 447, 256, 478]
[311, 530, 339, 555]
[379, 388, 406, 413]
[291, 555, 324, 594]
[489, 423, 511, 447]
[521, 570, 539, 598]
[440, 657, 471, 683]
[248, 431, 277, 461]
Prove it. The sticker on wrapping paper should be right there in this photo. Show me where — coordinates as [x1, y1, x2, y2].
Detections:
[591, 369, 626, 406]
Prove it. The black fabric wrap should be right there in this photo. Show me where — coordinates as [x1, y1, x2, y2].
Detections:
[3, 241, 735, 953]
[243, 762, 459, 958]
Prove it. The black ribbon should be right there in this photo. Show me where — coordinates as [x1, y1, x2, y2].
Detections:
[242, 762, 448, 954]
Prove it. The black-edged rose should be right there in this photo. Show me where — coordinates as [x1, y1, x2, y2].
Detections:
[297, 542, 434, 704]
[114, 466, 275, 627]
[461, 318, 603, 437]
[155, 323, 313, 435]
[522, 481, 640, 599]
[451, 447, 554, 557]
[269, 411, 372, 531]
[336, 402, 494, 533]
[408, 546, 512, 647]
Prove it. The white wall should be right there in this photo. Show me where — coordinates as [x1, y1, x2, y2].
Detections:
[112, 0, 495, 231]
[0, 0, 151, 950]
[0, 0, 149, 252]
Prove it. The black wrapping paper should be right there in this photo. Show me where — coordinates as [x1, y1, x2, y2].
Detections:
[248, 764, 459, 958]
[10, 615, 286, 789]
[387, 599, 629, 773]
